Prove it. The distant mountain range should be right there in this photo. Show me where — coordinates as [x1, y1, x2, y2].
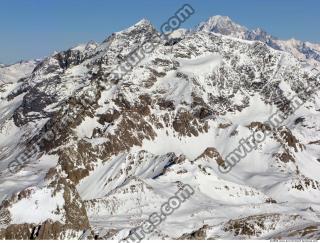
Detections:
[0, 16, 320, 240]
[196, 15, 320, 67]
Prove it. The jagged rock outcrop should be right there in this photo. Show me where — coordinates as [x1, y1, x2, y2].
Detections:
[1, 17, 320, 240]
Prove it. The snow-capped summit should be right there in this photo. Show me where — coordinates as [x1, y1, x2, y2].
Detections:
[134, 18, 153, 27]
[196, 15, 320, 67]
[119, 18, 156, 35]
[197, 15, 248, 39]
[1, 17, 320, 240]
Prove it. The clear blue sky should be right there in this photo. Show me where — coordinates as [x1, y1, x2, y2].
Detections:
[1, 0, 320, 64]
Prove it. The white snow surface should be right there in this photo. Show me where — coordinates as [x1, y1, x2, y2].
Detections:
[0, 17, 320, 240]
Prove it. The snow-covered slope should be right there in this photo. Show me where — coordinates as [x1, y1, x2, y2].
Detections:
[0, 18, 320, 240]
[0, 60, 39, 84]
[197, 15, 320, 67]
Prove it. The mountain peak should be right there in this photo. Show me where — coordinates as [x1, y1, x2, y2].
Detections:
[2, 15, 320, 240]
[125, 18, 155, 31]
[207, 15, 232, 23]
[117, 18, 157, 36]
[134, 18, 152, 26]
[196, 15, 247, 38]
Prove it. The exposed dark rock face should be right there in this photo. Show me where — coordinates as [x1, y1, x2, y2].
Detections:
[1, 17, 320, 240]
[178, 225, 209, 240]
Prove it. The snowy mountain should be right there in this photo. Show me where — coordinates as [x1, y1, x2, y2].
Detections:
[197, 15, 248, 39]
[0, 18, 320, 240]
[197, 15, 320, 67]
[0, 60, 39, 83]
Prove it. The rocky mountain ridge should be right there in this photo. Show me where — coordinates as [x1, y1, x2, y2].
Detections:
[197, 15, 320, 67]
[0, 17, 320, 239]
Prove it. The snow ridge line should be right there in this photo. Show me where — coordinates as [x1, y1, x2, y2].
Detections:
[109, 4, 195, 82]
[219, 67, 320, 173]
